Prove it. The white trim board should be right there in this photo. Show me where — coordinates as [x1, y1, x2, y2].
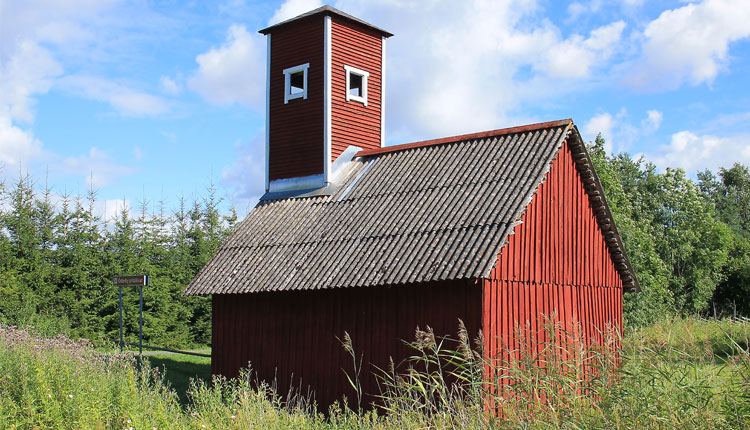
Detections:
[265, 34, 271, 192]
[324, 16, 332, 185]
[344, 65, 369, 106]
[380, 36, 386, 147]
[283, 63, 309, 104]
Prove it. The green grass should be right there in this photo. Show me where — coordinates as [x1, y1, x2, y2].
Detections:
[1, 317, 748, 429]
[144, 352, 211, 404]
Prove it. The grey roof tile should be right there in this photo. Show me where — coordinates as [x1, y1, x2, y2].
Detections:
[183, 120, 639, 295]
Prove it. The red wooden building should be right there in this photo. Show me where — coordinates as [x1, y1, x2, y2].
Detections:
[183, 6, 639, 408]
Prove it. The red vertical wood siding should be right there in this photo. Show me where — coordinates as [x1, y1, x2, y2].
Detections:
[268, 16, 325, 181]
[482, 139, 623, 374]
[212, 279, 481, 408]
[330, 17, 383, 160]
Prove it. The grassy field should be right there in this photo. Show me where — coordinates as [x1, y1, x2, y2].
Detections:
[1, 317, 748, 429]
[144, 352, 211, 404]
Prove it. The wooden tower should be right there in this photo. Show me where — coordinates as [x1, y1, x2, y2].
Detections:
[260, 6, 392, 193]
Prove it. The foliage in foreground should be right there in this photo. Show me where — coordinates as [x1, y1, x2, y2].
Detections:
[2, 318, 749, 429]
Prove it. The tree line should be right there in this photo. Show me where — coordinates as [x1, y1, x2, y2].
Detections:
[0, 135, 748, 345]
[589, 135, 749, 326]
[0, 173, 237, 347]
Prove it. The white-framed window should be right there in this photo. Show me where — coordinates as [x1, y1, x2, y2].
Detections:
[283, 63, 309, 104]
[344, 65, 369, 106]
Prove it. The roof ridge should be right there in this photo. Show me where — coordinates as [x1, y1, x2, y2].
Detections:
[356, 119, 572, 158]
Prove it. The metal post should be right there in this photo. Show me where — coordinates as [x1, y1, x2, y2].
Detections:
[139, 285, 143, 356]
[119, 286, 123, 352]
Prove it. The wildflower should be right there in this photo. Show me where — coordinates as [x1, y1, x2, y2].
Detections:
[68, 394, 73, 399]
[202, 425, 206, 428]
[126, 419, 132, 424]
[230, 415, 236, 419]
[47, 394, 52, 398]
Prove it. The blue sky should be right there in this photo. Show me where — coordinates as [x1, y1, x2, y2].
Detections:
[1, 0, 749, 219]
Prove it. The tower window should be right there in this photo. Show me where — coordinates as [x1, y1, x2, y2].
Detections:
[283, 63, 309, 104]
[344, 65, 369, 106]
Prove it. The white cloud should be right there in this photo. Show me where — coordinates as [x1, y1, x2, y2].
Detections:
[326, 0, 627, 139]
[159, 75, 182, 95]
[0, 0, 172, 188]
[133, 146, 143, 160]
[703, 111, 750, 131]
[585, 108, 750, 173]
[641, 109, 663, 134]
[583, 108, 660, 153]
[99, 198, 130, 224]
[268, 0, 323, 25]
[584, 112, 616, 152]
[59, 75, 169, 117]
[0, 0, 128, 125]
[566, 0, 603, 21]
[57, 147, 136, 188]
[567, 2, 589, 21]
[627, 0, 750, 90]
[221, 131, 265, 208]
[536, 21, 626, 79]
[0, 40, 62, 123]
[188, 25, 265, 110]
[161, 131, 177, 143]
[647, 130, 750, 173]
[0, 109, 45, 167]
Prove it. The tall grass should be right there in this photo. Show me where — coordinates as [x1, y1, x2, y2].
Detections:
[1, 318, 748, 429]
[0, 325, 182, 429]
[353, 316, 749, 429]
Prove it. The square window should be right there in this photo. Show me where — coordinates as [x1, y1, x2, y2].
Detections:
[283, 63, 309, 104]
[349, 73, 363, 97]
[290, 71, 305, 94]
[344, 65, 369, 106]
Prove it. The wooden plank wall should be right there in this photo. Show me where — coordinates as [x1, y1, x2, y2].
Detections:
[213, 279, 481, 409]
[268, 16, 325, 181]
[330, 17, 383, 159]
[482, 139, 623, 377]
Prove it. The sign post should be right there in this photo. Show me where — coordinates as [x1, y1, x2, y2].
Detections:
[114, 275, 149, 355]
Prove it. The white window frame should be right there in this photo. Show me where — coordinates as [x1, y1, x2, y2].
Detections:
[344, 65, 369, 106]
[283, 63, 309, 104]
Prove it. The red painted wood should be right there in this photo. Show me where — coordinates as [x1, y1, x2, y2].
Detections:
[268, 15, 325, 181]
[212, 280, 481, 409]
[482, 138, 624, 383]
[331, 16, 383, 160]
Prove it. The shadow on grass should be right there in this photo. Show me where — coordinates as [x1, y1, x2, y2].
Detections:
[144, 353, 211, 405]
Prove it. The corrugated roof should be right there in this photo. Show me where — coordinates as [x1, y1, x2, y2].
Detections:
[259, 5, 394, 37]
[183, 120, 638, 295]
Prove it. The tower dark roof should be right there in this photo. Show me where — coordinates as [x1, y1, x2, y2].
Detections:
[259, 5, 393, 37]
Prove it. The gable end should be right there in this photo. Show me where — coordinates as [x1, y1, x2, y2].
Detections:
[488, 126, 639, 292]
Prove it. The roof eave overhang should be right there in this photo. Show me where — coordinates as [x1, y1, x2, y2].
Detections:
[566, 126, 640, 293]
[259, 5, 394, 37]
